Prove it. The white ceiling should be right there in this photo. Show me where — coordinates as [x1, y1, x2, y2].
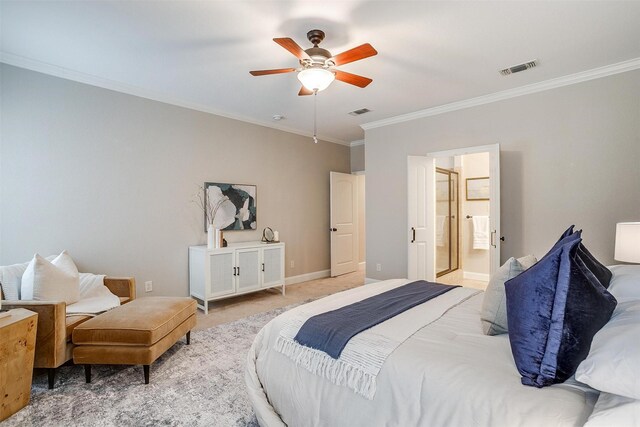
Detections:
[2, 1, 640, 144]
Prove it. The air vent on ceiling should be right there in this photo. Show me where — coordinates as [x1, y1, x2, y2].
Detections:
[349, 108, 372, 116]
[500, 60, 538, 76]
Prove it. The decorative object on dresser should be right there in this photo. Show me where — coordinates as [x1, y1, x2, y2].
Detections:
[189, 241, 285, 314]
[203, 182, 257, 231]
[262, 227, 280, 243]
[0, 308, 38, 421]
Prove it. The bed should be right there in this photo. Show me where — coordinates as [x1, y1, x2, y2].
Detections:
[246, 279, 601, 426]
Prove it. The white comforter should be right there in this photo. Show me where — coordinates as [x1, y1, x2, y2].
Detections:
[246, 280, 598, 427]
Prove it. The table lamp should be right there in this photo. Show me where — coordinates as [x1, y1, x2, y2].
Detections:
[614, 222, 640, 263]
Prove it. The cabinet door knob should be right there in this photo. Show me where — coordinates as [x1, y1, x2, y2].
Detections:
[330, 228, 337, 232]
[233, 267, 237, 276]
[262, 263, 265, 272]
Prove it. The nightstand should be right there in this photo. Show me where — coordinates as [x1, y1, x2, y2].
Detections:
[0, 308, 38, 421]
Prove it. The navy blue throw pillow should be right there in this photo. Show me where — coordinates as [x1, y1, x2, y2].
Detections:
[542, 229, 581, 262]
[559, 225, 576, 239]
[577, 244, 612, 288]
[505, 236, 617, 388]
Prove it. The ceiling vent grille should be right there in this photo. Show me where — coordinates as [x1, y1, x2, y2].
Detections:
[349, 108, 372, 116]
[500, 60, 538, 76]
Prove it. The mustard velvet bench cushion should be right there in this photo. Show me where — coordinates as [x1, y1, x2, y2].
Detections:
[72, 297, 197, 384]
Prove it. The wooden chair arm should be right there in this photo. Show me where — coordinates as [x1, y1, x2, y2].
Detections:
[104, 277, 136, 300]
[1, 300, 67, 368]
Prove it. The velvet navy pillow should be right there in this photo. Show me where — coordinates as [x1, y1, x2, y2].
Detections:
[559, 224, 576, 239]
[577, 244, 612, 288]
[505, 236, 617, 388]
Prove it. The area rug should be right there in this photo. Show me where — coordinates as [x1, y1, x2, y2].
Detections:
[5, 303, 302, 427]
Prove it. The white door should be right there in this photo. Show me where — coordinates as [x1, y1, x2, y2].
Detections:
[407, 156, 436, 281]
[235, 248, 261, 292]
[330, 172, 359, 277]
[488, 147, 501, 275]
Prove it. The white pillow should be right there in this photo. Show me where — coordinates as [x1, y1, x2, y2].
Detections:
[1, 255, 57, 300]
[575, 299, 640, 399]
[0, 261, 30, 301]
[584, 392, 640, 426]
[480, 254, 537, 335]
[608, 265, 640, 301]
[21, 251, 80, 304]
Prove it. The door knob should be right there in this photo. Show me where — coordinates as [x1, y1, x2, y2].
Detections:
[330, 228, 337, 232]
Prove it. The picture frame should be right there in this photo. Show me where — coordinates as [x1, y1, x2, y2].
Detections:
[466, 177, 490, 201]
[203, 182, 257, 231]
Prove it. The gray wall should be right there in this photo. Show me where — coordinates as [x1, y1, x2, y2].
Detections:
[366, 70, 640, 280]
[350, 144, 365, 172]
[0, 64, 351, 296]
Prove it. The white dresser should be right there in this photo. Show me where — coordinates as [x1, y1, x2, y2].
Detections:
[188, 241, 285, 314]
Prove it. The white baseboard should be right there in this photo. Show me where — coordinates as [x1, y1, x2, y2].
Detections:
[463, 271, 490, 282]
[358, 261, 366, 271]
[365, 277, 380, 284]
[285, 269, 331, 286]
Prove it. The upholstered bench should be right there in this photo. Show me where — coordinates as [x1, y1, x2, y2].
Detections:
[72, 297, 196, 384]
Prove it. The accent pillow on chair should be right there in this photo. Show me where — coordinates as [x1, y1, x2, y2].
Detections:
[0, 261, 30, 301]
[505, 236, 617, 388]
[21, 251, 81, 304]
[480, 254, 537, 335]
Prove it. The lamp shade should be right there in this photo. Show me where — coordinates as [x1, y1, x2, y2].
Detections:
[614, 222, 640, 263]
[297, 68, 335, 91]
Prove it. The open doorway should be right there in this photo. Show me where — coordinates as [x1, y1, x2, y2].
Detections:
[407, 144, 500, 289]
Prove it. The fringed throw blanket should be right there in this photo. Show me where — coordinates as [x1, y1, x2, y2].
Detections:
[275, 280, 474, 399]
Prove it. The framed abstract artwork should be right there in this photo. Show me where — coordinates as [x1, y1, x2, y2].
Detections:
[203, 182, 257, 231]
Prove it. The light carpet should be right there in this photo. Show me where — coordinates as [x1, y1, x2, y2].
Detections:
[5, 303, 299, 427]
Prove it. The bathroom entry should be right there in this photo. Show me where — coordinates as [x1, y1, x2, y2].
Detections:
[407, 144, 500, 285]
[435, 168, 459, 277]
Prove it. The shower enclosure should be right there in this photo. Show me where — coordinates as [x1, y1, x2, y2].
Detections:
[435, 168, 459, 277]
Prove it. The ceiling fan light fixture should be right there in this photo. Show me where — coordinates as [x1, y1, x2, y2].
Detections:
[297, 68, 335, 92]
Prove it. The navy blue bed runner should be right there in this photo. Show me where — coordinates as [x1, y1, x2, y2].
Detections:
[294, 281, 459, 359]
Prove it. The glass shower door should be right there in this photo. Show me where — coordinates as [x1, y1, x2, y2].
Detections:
[435, 168, 459, 277]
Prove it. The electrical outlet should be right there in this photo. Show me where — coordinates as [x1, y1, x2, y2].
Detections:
[290, 260, 295, 269]
[376, 263, 382, 272]
[145, 281, 153, 293]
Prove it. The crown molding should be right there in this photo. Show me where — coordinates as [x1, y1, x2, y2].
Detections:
[0, 52, 350, 146]
[361, 57, 640, 131]
[349, 139, 365, 147]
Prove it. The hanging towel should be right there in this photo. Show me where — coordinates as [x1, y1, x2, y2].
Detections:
[472, 216, 490, 250]
[436, 216, 447, 247]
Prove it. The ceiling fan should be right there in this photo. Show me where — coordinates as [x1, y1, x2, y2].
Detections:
[250, 29, 377, 96]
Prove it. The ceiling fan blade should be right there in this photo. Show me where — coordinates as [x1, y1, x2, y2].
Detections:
[249, 68, 296, 76]
[331, 43, 377, 66]
[273, 38, 311, 60]
[298, 86, 314, 96]
[334, 70, 373, 88]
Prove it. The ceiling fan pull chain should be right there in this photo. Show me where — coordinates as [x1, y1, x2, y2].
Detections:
[313, 89, 318, 143]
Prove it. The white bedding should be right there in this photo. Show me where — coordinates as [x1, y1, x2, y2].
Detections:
[246, 280, 598, 427]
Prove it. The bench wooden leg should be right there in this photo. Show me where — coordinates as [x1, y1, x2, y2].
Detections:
[143, 365, 150, 384]
[84, 365, 91, 383]
[186, 331, 191, 345]
[48, 368, 56, 389]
